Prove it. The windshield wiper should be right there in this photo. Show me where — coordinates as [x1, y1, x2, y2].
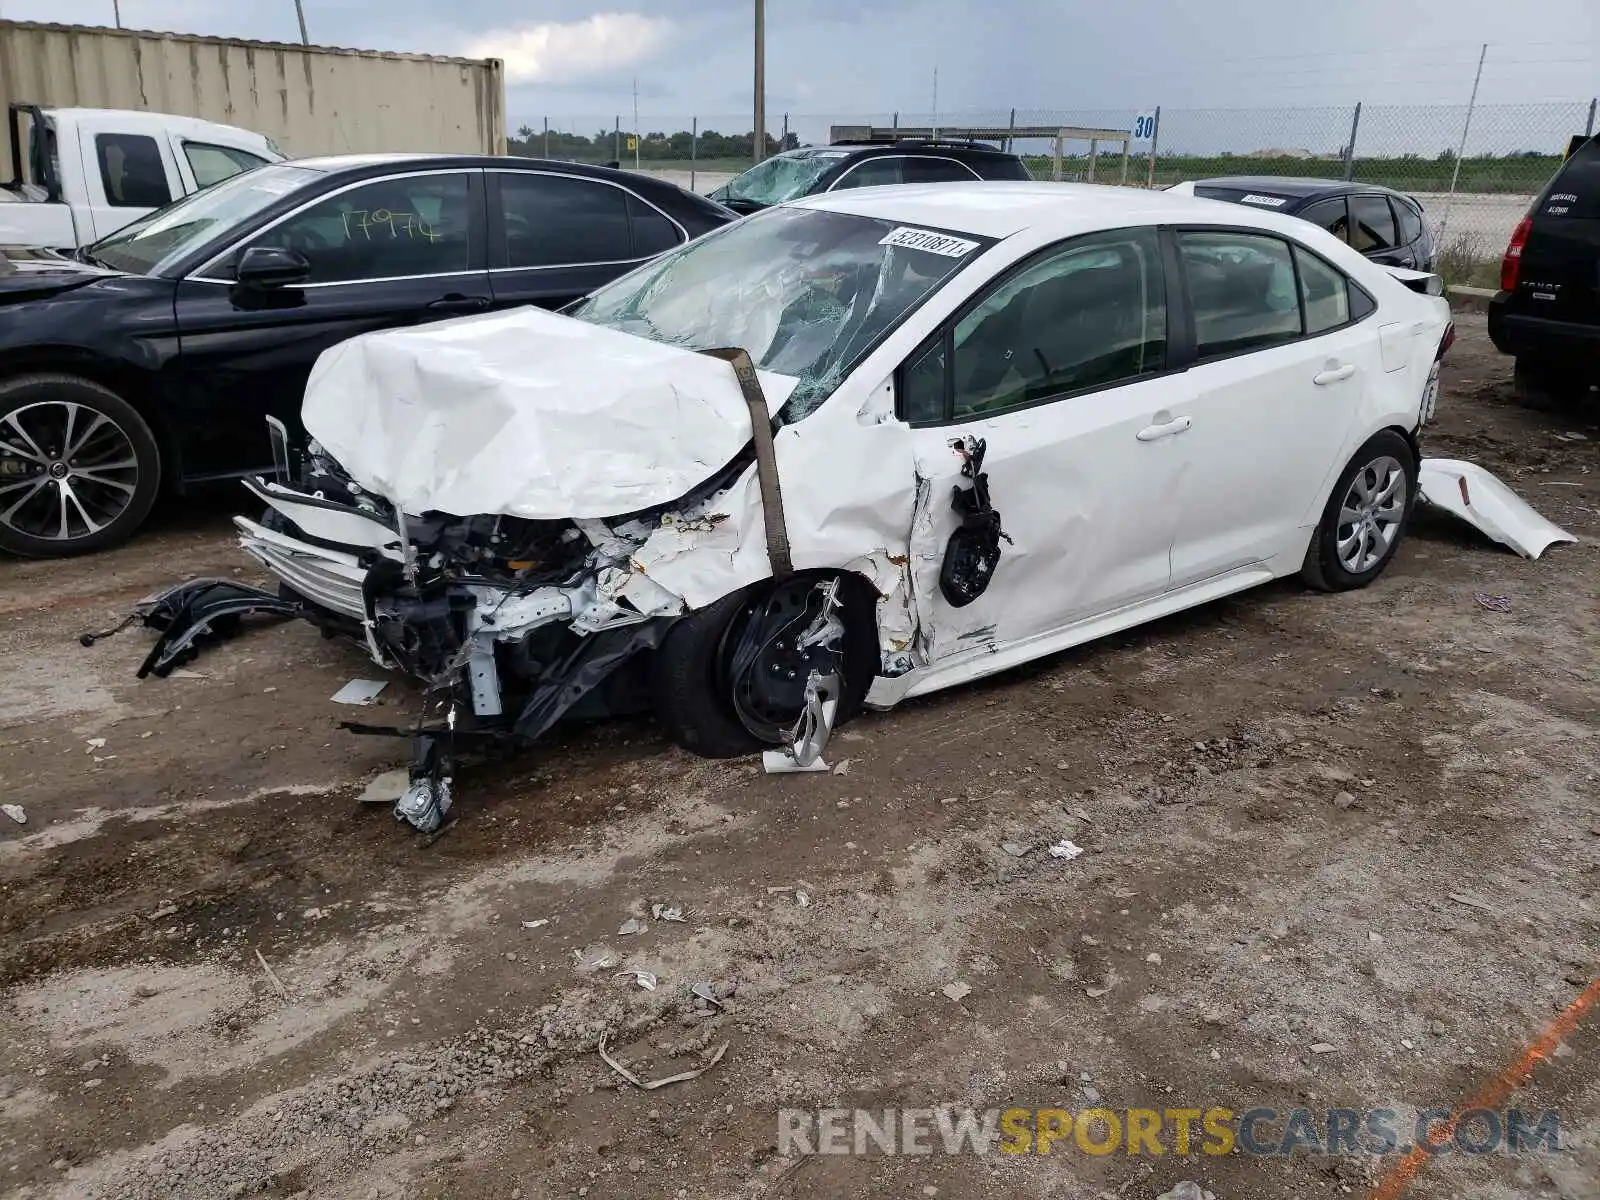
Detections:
[74, 246, 117, 270]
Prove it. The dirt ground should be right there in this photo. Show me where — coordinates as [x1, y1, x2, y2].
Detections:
[1, 313, 1596, 1200]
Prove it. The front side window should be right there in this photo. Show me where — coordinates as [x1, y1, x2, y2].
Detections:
[1349, 195, 1398, 252]
[233, 172, 472, 283]
[569, 206, 992, 420]
[905, 227, 1168, 423]
[500, 173, 633, 267]
[95, 133, 172, 208]
[832, 157, 905, 190]
[184, 142, 269, 189]
[1179, 231, 1300, 359]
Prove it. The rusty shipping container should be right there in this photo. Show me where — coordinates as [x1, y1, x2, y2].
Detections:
[0, 19, 506, 166]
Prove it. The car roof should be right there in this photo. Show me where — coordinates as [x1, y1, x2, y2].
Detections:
[829, 140, 1019, 159]
[43, 107, 274, 144]
[283, 154, 725, 203]
[1191, 176, 1405, 200]
[792, 180, 1279, 240]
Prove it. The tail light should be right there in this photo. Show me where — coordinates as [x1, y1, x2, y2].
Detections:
[1437, 323, 1456, 360]
[1500, 216, 1532, 292]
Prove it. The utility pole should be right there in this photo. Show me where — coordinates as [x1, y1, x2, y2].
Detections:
[1438, 43, 1488, 244]
[294, 0, 309, 45]
[112, 0, 122, 27]
[753, 0, 766, 165]
[931, 65, 939, 139]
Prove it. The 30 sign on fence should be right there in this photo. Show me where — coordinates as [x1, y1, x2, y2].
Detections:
[1132, 110, 1159, 149]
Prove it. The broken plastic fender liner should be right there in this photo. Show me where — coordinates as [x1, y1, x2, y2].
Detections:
[699, 347, 793, 578]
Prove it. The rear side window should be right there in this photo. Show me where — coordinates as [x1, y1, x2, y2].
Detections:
[973, 156, 1032, 181]
[1539, 137, 1600, 218]
[500, 173, 632, 267]
[898, 157, 979, 184]
[1349, 195, 1397, 253]
[626, 193, 683, 257]
[1394, 199, 1424, 244]
[1293, 246, 1350, 333]
[1297, 197, 1350, 243]
[95, 134, 172, 208]
[1179, 231, 1300, 359]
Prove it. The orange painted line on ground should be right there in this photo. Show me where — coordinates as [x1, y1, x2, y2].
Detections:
[1370, 976, 1600, 1200]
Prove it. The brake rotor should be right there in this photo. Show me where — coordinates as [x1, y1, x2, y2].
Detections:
[721, 578, 846, 745]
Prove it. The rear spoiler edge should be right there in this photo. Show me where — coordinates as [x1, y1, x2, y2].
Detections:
[1383, 265, 1444, 297]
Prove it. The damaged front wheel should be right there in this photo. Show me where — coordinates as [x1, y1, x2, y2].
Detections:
[649, 573, 877, 759]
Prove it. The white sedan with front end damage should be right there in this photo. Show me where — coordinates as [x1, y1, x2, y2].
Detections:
[235, 181, 1455, 831]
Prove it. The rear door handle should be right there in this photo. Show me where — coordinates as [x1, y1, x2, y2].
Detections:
[1136, 414, 1192, 442]
[1314, 364, 1356, 386]
[426, 294, 492, 313]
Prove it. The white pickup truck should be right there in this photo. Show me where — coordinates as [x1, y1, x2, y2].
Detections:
[1, 103, 283, 254]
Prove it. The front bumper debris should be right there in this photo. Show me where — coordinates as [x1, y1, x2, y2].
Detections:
[78, 577, 301, 677]
[232, 459, 682, 832]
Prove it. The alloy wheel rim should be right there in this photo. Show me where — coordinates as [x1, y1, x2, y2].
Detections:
[1335, 454, 1406, 574]
[0, 402, 140, 542]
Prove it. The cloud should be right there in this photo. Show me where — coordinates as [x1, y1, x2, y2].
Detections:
[466, 13, 676, 83]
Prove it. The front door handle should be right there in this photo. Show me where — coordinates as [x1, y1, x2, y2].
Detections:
[1313, 364, 1356, 386]
[426, 294, 492, 313]
[1136, 414, 1192, 442]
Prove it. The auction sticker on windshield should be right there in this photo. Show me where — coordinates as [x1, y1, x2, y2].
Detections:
[1240, 194, 1289, 207]
[879, 227, 980, 257]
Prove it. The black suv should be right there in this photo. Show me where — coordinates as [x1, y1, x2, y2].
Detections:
[710, 139, 1032, 213]
[1177, 177, 1436, 271]
[1489, 134, 1600, 408]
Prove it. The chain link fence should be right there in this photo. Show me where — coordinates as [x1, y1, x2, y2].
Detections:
[513, 101, 1597, 283]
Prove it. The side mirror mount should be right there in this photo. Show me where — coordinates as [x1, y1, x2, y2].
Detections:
[235, 245, 310, 289]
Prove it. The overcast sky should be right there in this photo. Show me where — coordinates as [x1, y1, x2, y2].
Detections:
[5, 0, 1598, 137]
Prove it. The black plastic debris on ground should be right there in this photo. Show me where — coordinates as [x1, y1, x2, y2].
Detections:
[79, 577, 301, 678]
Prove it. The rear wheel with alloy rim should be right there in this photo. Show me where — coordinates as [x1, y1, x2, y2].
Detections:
[0, 375, 161, 558]
[1301, 430, 1417, 592]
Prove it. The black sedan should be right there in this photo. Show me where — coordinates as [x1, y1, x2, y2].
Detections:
[1172, 176, 1436, 272]
[0, 154, 734, 557]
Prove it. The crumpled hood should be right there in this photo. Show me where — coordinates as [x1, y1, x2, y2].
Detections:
[302, 305, 798, 520]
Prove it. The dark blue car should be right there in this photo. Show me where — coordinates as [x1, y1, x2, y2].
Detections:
[1174, 176, 1436, 272]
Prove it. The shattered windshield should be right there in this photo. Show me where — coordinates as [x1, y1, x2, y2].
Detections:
[723, 149, 850, 206]
[569, 206, 992, 419]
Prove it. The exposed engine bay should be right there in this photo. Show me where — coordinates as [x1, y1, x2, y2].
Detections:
[234, 428, 847, 834]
